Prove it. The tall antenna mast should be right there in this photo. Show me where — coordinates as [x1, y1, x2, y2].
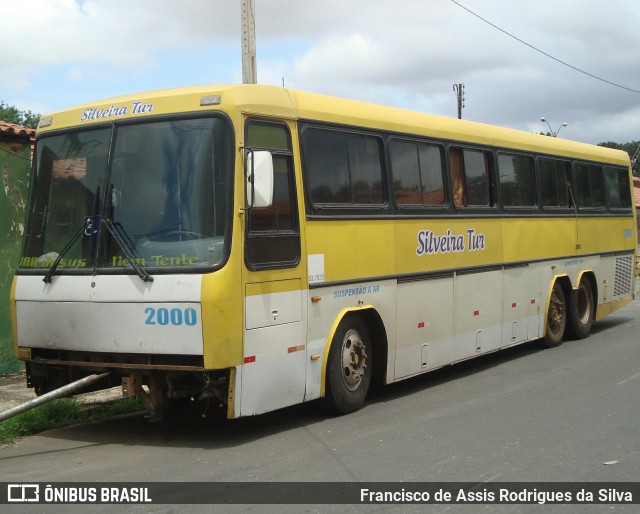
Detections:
[241, 0, 257, 84]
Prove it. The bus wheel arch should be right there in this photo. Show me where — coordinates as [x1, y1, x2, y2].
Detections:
[359, 308, 388, 386]
[567, 272, 597, 340]
[543, 277, 570, 348]
[323, 308, 387, 414]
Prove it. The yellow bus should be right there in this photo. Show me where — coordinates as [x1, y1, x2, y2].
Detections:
[11, 84, 638, 419]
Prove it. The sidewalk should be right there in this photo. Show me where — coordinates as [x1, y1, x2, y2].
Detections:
[0, 371, 34, 412]
[0, 370, 123, 415]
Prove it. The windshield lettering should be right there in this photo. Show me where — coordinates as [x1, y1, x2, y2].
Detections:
[111, 254, 199, 267]
[20, 256, 87, 268]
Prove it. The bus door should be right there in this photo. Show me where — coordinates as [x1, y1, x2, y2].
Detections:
[239, 119, 306, 416]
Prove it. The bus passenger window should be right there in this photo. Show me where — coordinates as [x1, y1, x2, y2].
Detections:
[449, 147, 493, 208]
[390, 140, 445, 207]
[604, 167, 632, 210]
[575, 163, 605, 209]
[303, 128, 384, 206]
[539, 158, 571, 208]
[498, 153, 535, 207]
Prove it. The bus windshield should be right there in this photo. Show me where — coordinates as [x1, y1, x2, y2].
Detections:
[20, 116, 233, 275]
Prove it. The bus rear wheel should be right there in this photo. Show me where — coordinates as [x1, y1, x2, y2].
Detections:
[325, 315, 372, 414]
[544, 282, 566, 348]
[567, 278, 595, 339]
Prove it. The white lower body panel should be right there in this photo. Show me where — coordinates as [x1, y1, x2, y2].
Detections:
[15, 274, 203, 355]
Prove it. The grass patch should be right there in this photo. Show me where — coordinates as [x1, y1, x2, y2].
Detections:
[0, 397, 143, 445]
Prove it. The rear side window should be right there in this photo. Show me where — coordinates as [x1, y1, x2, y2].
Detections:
[604, 166, 632, 209]
[303, 128, 384, 206]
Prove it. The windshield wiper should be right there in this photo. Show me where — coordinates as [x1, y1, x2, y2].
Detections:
[42, 184, 152, 283]
[43, 184, 101, 284]
[103, 218, 154, 282]
[42, 220, 92, 283]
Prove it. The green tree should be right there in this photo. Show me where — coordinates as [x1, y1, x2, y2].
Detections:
[0, 101, 40, 129]
[599, 141, 640, 175]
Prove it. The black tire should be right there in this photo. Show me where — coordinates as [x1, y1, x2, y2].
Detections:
[567, 278, 595, 339]
[544, 282, 566, 348]
[325, 316, 372, 414]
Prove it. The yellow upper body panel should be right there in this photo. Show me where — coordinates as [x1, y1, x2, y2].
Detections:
[38, 84, 630, 166]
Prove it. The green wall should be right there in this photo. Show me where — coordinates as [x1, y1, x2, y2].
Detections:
[0, 137, 30, 374]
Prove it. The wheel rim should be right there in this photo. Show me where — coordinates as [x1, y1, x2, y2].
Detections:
[576, 283, 591, 325]
[548, 288, 565, 336]
[340, 329, 368, 391]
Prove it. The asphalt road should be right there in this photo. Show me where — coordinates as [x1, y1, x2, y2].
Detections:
[1, 299, 639, 513]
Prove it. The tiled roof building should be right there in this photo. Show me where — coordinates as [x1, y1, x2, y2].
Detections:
[0, 120, 35, 138]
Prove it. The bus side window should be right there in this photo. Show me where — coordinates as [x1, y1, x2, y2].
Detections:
[539, 158, 572, 209]
[302, 127, 384, 207]
[390, 140, 445, 207]
[575, 163, 605, 209]
[449, 147, 467, 208]
[604, 166, 632, 210]
[450, 147, 493, 208]
[245, 120, 300, 269]
[498, 153, 535, 207]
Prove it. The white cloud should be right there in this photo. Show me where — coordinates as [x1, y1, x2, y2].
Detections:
[0, 0, 237, 81]
[65, 68, 84, 81]
[2, 0, 640, 143]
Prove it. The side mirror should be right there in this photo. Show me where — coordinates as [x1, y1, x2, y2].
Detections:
[246, 150, 274, 208]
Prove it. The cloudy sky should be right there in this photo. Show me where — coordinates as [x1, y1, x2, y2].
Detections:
[2, 0, 640, 145]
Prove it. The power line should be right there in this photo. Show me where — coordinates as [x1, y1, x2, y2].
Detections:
[450, 0, 640, 95]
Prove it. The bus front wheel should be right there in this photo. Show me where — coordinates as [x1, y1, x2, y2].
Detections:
[544, 282, 566, 348]
[325, 315, 372, 414]
[567, 278, 595, 339]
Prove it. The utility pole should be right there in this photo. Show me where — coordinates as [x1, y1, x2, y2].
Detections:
[241, 0, 257, 84]
[453, 83, 465, 119]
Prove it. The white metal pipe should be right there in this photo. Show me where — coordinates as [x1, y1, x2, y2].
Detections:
[0, 372, 111, 423]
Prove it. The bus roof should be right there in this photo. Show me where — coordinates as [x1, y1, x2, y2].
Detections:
[37, 84, 630, 166]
